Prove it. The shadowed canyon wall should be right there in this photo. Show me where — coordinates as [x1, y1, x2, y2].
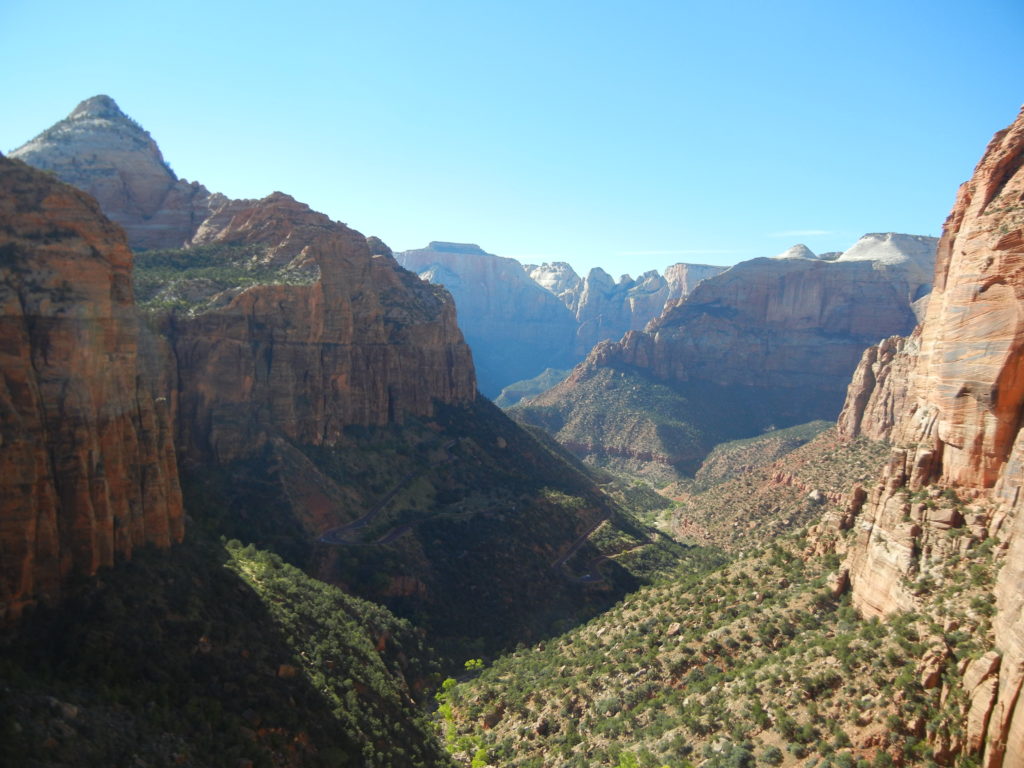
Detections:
[0, 156, 184, 621]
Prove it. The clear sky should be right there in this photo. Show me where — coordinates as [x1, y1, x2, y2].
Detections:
[2, 0, 1022, 278]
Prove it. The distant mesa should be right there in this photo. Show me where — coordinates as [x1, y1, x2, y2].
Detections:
[424, 241, 488, 255]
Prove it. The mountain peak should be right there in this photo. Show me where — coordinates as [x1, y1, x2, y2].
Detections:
[773, 243, 816, 260]
[68, 94, 129, 122]
[426, 241, 488, 255]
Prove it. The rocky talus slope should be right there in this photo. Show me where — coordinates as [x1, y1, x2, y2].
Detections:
[516, 234, 935, 480]
[9, 95, 217, 250]
[819, 106, 1024, 767]
[0, 155, 183, 621]
[397, 243, 579, 396]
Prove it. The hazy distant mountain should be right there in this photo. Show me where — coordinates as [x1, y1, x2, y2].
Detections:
[515, 232, 938, 480]
[396, 242, 580, 396]
[526, 261, 727, 356]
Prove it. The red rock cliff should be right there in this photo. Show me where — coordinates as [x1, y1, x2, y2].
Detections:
[0, 156, 184, 621]
[172, 196, 477, 463]
[833, 107, 1024, 767]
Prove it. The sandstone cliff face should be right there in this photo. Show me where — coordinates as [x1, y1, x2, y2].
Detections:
[396, 242, 578, 396]
[0, 155, 183, 621]
[10, 95, 214, 251]
[567, 233, 934, 400]
[661, 261, 728, 305]
[174, 208, 477, 463]
[830, 107, 1024, 767]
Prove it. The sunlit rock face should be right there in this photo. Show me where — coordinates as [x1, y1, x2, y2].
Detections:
[836, 107, 1024, 767]
[172, 203, 478, 464]
[580, 231, 936, 398]
[527, 260, 728, 357]
[10, 95, 218, 250]
[0, 155, 184, 621]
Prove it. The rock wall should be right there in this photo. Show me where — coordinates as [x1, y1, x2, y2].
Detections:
[575, 233, 933, 399]
[396, 242, 578, 396]
[0, 155, 184, 621]
[527, 261, 727, 357]
[174, 201, 477, 463]
[832, 106, 1024, 767]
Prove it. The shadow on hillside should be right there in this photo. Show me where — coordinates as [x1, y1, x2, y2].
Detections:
[0, 533, 449, 768]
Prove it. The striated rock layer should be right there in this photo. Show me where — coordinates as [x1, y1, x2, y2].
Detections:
[172, 203, 478, 463]
[9, 95, 217, 251]
[0, 155, 184, 621]
[594, 233, 935, 395]
[832, 107, 1024, 767]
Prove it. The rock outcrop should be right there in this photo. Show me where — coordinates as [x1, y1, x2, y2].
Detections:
[172, 204, 477, 463]
[526, 261, 727, 356]
[9, 95, 216, 251]
[0, 155, 183, 621]
[519, 233, 935, 478]
[608, 233, 935, 394]
[396, 242, 578, 396]
[829, 107, 1024, 767]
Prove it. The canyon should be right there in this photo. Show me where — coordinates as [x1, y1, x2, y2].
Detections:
[2, 97, 676, 658]
[3, 92, 1023, 768]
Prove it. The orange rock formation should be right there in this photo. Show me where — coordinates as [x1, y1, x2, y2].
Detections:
[0, 156, 184, 621]
[836, 106, 1024, 767]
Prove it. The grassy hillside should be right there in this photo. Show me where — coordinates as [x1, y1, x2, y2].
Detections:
[133, 243, 318, 313]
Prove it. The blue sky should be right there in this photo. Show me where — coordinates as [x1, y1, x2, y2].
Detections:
[2, 0, 1021, 277]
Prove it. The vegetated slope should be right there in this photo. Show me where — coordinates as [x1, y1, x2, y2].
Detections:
[518, 234, 936, 481]
[494, 368, 571, 409]
[669, 425, 890, 552]
[513, 366, 828, 484]
[690, 420, 833, 490]
[181, 394, 697, 661]
[0, 535, 453, 768]
[443, 529, 1001, 768]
